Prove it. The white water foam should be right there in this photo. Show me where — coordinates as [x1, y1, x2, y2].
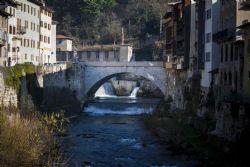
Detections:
[130, 87, 140, 98]
[84, 106, 154, 116]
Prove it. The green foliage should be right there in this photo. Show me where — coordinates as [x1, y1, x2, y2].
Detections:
[45, 0, 168, 43]
[4, 64, 35, 93]
[80, 0, 116, 20]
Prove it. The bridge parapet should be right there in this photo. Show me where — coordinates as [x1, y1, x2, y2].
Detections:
[78, 61, 164, 67]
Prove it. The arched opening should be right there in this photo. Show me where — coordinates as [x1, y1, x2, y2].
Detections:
[86, 72, 165, 99]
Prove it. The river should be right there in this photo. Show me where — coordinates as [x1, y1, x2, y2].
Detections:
[63, 96, 195, 167]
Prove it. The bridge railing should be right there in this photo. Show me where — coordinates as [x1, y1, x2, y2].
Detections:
[78, 61, 164, 67]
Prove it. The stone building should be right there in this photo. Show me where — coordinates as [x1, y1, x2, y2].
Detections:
[200, 0, 220, 93]
[16, 0, 42, 65]
[0, 0, 56, 66]
[164, 0, 191, 70]
[0, 0, 17, 67]
[56, 35, 73, 52]
[213, 0, 250, 101]
[56, 45, 134, 62]
[39, 4, 54, 64]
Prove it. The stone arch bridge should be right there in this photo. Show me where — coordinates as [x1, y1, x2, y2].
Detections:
[41, 61, 167, 104]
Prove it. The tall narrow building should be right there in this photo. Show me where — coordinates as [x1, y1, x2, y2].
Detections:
[200, 0, 220, 93]
[39, 4, 53, 64]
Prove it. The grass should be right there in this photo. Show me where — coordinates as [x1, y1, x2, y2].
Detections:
[0, 106, 68, 167]
[142, 100, 250, 167]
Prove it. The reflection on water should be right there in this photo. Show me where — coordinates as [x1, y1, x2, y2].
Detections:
[63, 97, 194, 167]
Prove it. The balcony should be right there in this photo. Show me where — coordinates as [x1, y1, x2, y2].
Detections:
[213, 29, 234, 43]
[17, 26, 27, 35]
[0, 30, 7, 46]
[238, 0, 250, 9]
[176, 60, 184, 70]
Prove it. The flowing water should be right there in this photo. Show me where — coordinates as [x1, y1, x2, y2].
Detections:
[63, 96, 195, 167]
[63, 84, 193, 166]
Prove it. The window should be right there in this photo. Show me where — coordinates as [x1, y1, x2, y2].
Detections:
[205, 52, 211, 62]
[7, 44, 10, 52]
[230, 44, 233, 61]
[225, 44, 228, 61]
[87, 52, 91, 60]
[48, 24, 51, 30]
[25, 20, 28, 29]
[12, 47, 16, 52]
[31, 54, 34, 61]
[31, 7, 33, 15]
[221, 46, 224, 63]
[206, 9, 211, 20]
[44, 22, 47, 28]
[40, 21, 43, 27]
[24, 4, 26, 12]
[13, 26, 16, 34]
[48, 37, 50, 44]
[25, 53, 27, 60]
[105, 52, 109, 60]
[229, 72, 232, 86]
[40, 35, 43, 42]
[27, 5, 29, 13]
[13, 9, 15, 17]
[235, 46, 239, 60]
[96, 52, 100, 60]
[224, 72, 227, 85]
[206, 33, 211, 43]
[9, 25, 12, 34]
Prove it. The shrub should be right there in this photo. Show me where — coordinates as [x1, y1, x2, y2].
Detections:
[0, 107, 68, 167]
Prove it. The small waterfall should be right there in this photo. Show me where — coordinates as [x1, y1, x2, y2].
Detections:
[95, 82, 115, 97]
[130, 87, 140, 98]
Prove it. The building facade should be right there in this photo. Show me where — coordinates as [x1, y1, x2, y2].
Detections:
[0, 0, 56, 66]
[213, 0, 250, 100]
[0, 0, 17, 67]
[56, 35, 73, 52]
[16, 0, 42, 65]
[200, 0, 220, 91]
[56, 45, 133, 62]
[39, 5, 53, 64]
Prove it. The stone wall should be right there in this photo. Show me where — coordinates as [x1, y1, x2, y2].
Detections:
[0, 70, 18, 107]
[214, 102, 250, 141]
[37, 64, 85, 112]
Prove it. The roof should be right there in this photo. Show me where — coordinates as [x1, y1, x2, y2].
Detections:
[27, 0, 44, 6]
[41, 5, 54, 13]
[0, 10, 12, 17]
[56, 35, 73, 40]
[5, 0, 19, 7]
[79, 45, 120, 52]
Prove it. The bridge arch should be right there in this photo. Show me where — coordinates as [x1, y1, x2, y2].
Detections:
[86, 72, 165, 98]
[83, 62, 167, 99]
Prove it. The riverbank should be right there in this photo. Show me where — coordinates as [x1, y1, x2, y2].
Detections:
[0, 106, 68, 167]
[142, 101, 250, 167]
